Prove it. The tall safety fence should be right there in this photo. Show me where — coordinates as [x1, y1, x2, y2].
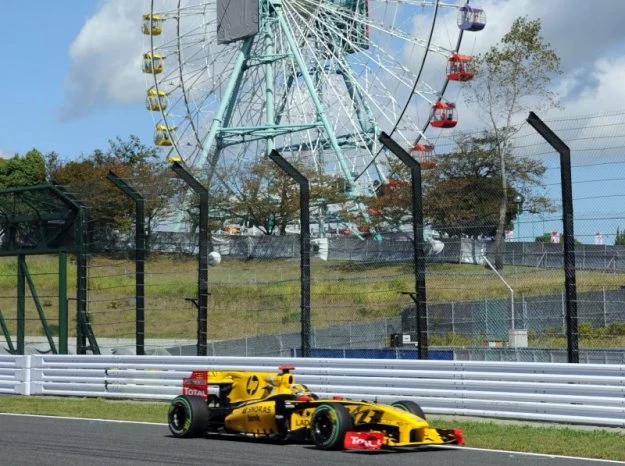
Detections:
[1, 113, 625, 360]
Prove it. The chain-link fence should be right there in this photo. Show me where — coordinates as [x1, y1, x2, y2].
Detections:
[2, 112, 625, 361]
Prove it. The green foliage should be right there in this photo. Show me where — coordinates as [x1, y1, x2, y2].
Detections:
[466, 16, 562, 268]
[429, 333, 476, 346]
[0, 149, 46, 189]
[577, 322, 625, 338]
[607, 321, 625, 336]
[107, 135, 158, 165]
[472, 17, 562, 120]
[615, 227, 625, 246]
[49, 135, 174, 238]
[577, 322, 594, 336]
[359, 161, 411, 233]
[53, 156, 134, 235]
[222, 157, 348, 235]
[424, 131, 551, 237]
[535, 232, 552, 243]
[535, 232, 581, 244]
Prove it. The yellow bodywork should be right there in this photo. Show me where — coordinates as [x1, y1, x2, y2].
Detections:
[207, 369, 296, 404]
[181, 367, 462, 448]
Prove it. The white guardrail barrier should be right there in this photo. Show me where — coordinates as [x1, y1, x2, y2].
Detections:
[1, 355, 624, 427]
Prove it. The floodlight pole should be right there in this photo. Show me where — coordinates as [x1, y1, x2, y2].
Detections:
[171, 162, 209, 356]
[107, 171, 146, 356]
[379, 132, 428, 359]
[527, 112, 579, 363]
[268, 150, 311, 357]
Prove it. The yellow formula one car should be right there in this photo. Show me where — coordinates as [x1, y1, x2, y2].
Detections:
[167, 366, 463, 450]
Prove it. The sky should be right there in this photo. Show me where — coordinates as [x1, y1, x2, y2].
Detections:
[2, 0, 625, 242]
[1, 0, 149, 160]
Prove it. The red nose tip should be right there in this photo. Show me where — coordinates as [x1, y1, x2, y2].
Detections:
[452, 429, 465, 446]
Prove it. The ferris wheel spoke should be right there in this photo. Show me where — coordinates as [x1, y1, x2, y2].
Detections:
[294, 0, 454, 59]
[144, 0, 486, 212]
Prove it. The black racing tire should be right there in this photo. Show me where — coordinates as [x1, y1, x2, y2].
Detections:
[391, 400, 426, 420]
[168, 395, 209, 438]
[310, 403, 353, 450]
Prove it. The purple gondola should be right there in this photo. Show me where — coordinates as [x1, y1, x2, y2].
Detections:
[457, 5, 486, 32]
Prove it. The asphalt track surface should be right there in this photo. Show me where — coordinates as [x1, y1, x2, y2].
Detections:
[0, 414, 620, 466]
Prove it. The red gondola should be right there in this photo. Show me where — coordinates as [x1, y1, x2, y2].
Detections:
[375, 178, 407, 197]
[457, 5, 486, 32]
[430, 102, 458, 128]
[447, 54, 475, 81]
[410, 143, 437, 169]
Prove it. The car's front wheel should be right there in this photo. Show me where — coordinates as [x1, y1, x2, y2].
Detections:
[310, 403, 353, 450]
[168, 395, 209, 438]
[391, 400, 426, 420]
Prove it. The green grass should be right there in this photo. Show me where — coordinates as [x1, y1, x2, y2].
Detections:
[2, 254, 625, 343]
[435, 418, 625, 461]
[0, 396, 167, 422]
[1, 396, 623, 461]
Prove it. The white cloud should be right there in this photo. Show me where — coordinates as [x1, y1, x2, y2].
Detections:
[0, 149, 16, 159]
[61, 0, 625, 133]
[60, 0, 145, 121]
[557, 57, 625, 116]
[435, 0, 625, 130]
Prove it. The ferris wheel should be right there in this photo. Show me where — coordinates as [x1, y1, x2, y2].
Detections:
[142, 0, 486, 198]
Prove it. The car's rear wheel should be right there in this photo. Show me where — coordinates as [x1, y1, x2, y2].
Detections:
[391, 400, 427, 420]
[168, 395, 209, 438]
[310, 403, 353, 450]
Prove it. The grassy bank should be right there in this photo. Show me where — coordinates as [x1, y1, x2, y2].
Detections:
[1, 254, 624, 344]
[0, 396, 623, 461]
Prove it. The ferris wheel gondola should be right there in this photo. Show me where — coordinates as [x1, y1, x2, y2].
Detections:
[142, 0, 486, 204]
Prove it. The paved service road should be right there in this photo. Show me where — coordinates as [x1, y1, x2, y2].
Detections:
[0, 414, 618, 466]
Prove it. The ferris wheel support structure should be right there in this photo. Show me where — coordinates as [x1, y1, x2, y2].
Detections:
[143, 0, 487, 235]
[200, 0, 363, 197]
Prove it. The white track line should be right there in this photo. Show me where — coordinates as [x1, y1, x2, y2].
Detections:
[2, 414, 623, 463]
[436, 445, 625, 464]
[0, 412, 166, 426]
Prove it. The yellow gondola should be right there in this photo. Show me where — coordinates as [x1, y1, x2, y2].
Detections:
[143, 52, 164, 74]
[154, 124, 175, 146]
[146, 88, 168, 111]
[142, 14, 163, 35]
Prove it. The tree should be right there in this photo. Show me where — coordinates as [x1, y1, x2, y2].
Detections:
[107, 134, 159, 166]
[424, 131, 552, 238]
[536, 232, 581, 245]
[224, 157, 348, 235]
[466, 16, 562, 268]
[360, 160, 412, 234]
[52, 155, 134, 240]
[362, 132, 552, 239]
[0, 149, 46, 189]
[50, 135, 175, 242]
[106, 135, 175, 238]
[615, 228, 625, 246]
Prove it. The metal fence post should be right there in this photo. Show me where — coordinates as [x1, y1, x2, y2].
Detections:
[58, 253, 68, 354]
[268, 150, 311, 357]
[170, 162, 209, 356]
[378, 132, 428, 359]
[527, 112, 579, 363]
[107, 171, 146, 356]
